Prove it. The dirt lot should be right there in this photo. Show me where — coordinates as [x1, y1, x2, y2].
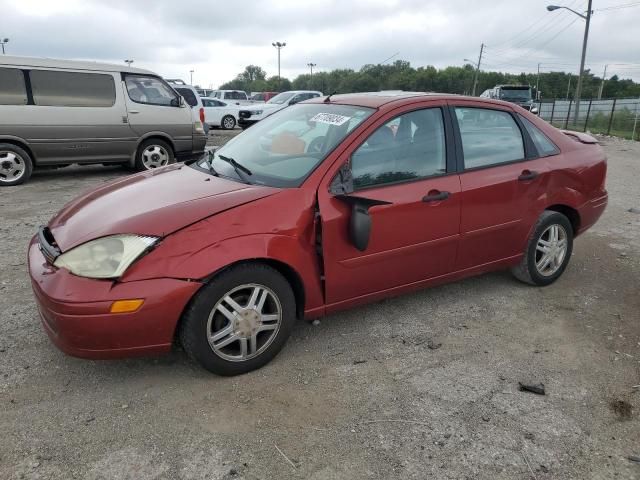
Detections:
[1, 129, 639, 479]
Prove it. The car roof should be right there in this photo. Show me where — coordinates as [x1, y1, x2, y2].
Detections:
[304, 91, 523, 110]
[0, 55, 155, 75]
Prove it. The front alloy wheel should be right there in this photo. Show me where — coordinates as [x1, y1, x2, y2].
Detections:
[180, 264, 296, 375]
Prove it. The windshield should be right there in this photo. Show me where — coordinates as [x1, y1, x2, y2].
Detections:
[499, 88, 532, 101]
[195, 103, 374, 187]
[267, 92, 296, 104]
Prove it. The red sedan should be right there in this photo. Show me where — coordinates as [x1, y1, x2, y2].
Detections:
[29, 92, 608, 375]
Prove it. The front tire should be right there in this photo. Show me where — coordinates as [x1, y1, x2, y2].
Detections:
[512, 211, 574, 286]
[180, 264, 296, 376]
[135, 139, 174, 171]
[0, 144, 33, 186]
[221, 115, 236, 130]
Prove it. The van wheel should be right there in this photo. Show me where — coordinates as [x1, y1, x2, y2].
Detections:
[0, 144, 33, 186]
[180, 263, 296, 376]
[135, 139, 174, 171]
[512, 211, 574, 286]
[221, 115, 236, 130]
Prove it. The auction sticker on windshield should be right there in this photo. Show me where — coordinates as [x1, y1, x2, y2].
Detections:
[310, 113, 351, 126]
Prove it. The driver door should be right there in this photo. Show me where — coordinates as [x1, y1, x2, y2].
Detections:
[317, 103, 461, 311]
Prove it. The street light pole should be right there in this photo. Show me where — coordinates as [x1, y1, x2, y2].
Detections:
[547, 2, 593, 125]
[189, 69, 194, 85]
[307, 62, 316, 77]
[272, 42, 286, 90]
[124, 59, 134, 67]
[0, 38, 9, 54]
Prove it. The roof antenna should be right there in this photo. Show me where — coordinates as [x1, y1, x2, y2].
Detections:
[324, 91, 337, 103]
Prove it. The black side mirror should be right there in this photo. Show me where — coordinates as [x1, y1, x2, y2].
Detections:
[335, 195, 392, 251]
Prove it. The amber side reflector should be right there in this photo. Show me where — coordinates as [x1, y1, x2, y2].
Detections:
[110, 299, 144, 313]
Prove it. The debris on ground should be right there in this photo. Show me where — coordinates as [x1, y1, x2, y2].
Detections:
[518, 382, 546, 395]
[353, 359, 367, 365]
[628, 207, 640, 214]
[609, 399, 633, 420]
[628, 455, 640, 464]
[312, 319, 321, 326]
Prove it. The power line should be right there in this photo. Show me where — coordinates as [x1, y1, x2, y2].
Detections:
[596, 1, 640, 11]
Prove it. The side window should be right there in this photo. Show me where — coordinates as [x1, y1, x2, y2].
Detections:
[30, 70, 116, 107]
[201, 98, 212, 107]
[0, 68, 28, 105]
[454, 107, 524, 169]
[214, 100, 225, 107]
[175, 87, 198, 107]
[519, 115, 560, 157]
[352, 108, 446, 189]
[125, 75, 177, 106]
[224, 92, 232, 100]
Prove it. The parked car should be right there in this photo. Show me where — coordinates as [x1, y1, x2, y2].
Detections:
[29, 92, 607, 375]
[209, 90, 253, 105]
[201, 97, 239, 130]
[250, 91, 279, 103]
[0, 56, 206, 186]
[238, 90, 322, 128]
[196, 87, 215, 97]
[167, 80, 209, 133]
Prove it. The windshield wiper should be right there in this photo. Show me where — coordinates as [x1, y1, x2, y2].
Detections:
[218, 154, 252, 182]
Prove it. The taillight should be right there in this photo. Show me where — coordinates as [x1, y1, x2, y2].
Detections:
[199, 107, 205, 124]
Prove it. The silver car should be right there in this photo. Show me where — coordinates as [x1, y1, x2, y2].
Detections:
[0, 56, 207, 186]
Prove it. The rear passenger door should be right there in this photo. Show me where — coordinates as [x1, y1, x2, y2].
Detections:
[450, 101, 549, 270]
[20, 69, 134, 164]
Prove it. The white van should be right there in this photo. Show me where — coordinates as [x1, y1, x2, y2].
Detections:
[209, 90, 254, 105]
[0, 56, 207, 186]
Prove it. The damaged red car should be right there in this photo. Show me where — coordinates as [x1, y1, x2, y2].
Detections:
[29, 92, 608, 375]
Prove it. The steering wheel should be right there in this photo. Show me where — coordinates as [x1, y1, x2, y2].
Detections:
[307, 136, 326, 154]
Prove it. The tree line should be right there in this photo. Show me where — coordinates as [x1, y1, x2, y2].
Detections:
[218, 60, 640, 99]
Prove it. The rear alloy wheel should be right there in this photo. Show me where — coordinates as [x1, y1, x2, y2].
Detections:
[180, 264, 296, 375]
[221, 115, 236, 130]
[0, 144, 33, 186]
[512, 210, 574, 286]
[135, 139, 174, 171]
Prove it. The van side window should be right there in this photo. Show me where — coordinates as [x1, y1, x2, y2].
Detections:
[125, 75, 177, 106]
[30, 70, 116, 107]
[0, 68, 28, 105]
[174, 87, 198, 107]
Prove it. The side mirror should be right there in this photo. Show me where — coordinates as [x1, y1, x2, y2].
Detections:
[172, 95, 186, 107]
[335, 195, 392, 251]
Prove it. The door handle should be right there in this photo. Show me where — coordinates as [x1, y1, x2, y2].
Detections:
[518, 170, 539, 181]
[129, 110, 140, 114]
[422, 190, 450, 203]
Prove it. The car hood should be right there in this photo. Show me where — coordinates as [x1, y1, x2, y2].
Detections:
[48, 164, 279, 251]
[247, 103, 283, 112]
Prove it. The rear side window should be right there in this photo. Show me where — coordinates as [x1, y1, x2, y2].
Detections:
[175, 87, 198, 107]
[0, 68, 28, 105]
[519, 115, 560, 157]
[454, 107, 524, 169]
[30, 70, 116, 107]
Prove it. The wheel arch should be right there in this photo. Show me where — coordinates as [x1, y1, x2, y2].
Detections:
[0, 137, 37, 165]
[545, 204, 581, 234]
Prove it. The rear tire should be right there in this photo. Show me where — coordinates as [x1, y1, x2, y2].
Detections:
[180, 263, 296, 376]
[135, 139, 174, 171]
[221, 115, 236, 130]
[512, 211, 574, 286]
[0, 143, 33, 186]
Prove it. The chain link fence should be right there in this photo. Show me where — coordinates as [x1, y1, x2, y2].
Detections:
[537, 97, 640, 140]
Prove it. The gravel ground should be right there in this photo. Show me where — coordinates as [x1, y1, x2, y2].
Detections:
[0, 129, 639, 479]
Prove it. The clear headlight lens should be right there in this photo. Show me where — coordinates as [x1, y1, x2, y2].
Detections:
[253, 110, 263, 115]
[54, 235, 158, 279]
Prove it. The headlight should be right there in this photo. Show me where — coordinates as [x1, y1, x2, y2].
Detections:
[253, 110, 263, 115]
[531, 107, 539, 114]
[54, 235, 158, 279]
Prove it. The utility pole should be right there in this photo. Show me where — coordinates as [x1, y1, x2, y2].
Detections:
[598, 64, 608, 100]
[566, 74, 572, 100]
[471, 43, 484, 96]
[272, 42, 286, 90]
[536, 63, 541, 95]
[189, 69, 194, 85]
[0, 38, 9, 54]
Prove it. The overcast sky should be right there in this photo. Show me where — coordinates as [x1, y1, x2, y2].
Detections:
[1, 0, 639, 87]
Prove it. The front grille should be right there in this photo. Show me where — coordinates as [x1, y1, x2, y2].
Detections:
[38, 226, 61, 264]
[239, 110, 252, 119]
